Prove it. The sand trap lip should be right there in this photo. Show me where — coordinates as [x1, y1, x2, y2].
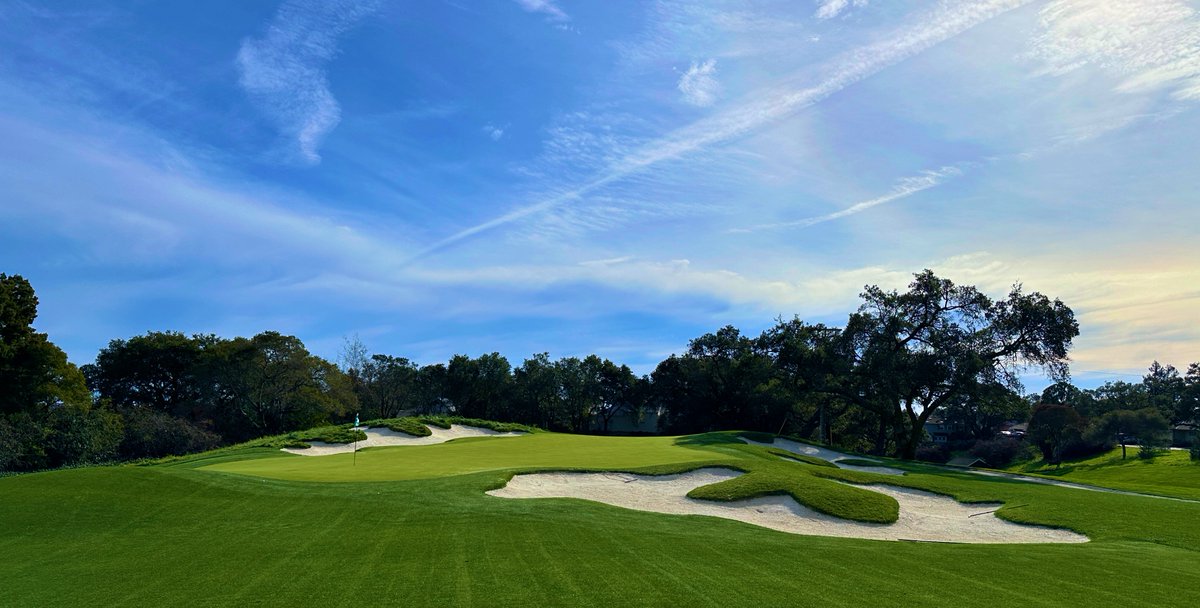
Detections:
[741, 437, 907, 476]
[282, 424, 524, 456]
[488, 469, 1086, 544]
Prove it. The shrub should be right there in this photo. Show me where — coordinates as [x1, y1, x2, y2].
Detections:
[120, 408, 221, 459]
[970, 437, 1025, 468]
[44, 404, 124, 467]
[0, 413, 48, 472]
[915, 444, 950, 464]
[1190, 443, 1200, 462]
[1137, 443, 1160, 460]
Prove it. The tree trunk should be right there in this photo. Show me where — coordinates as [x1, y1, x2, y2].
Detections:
[873, 415, 889, 455]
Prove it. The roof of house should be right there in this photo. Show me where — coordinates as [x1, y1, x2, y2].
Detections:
[946, 456, 987, 468]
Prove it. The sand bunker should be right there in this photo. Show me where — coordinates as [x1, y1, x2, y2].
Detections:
[282, 424, 524, 456]
[488, 468, 1086, 544]
[741, 437, 907, 476]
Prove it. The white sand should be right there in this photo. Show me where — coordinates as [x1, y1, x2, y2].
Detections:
[741, 437, 907, 476]
[281, 424, 524, 456]
[488, 468, 1087, 544]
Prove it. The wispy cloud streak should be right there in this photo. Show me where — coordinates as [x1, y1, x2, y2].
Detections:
[513, 0, 569, 22]
[816, 0, 868, 20]
[1033, 0, 1200, 100]
[733, 166, 964, 233]
[237, 0, 380, 165]
[415, 0, 1035, 259]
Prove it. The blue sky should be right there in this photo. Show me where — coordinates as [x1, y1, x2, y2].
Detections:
[2, 0, 1198, 389]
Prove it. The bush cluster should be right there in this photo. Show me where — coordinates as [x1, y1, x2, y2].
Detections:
[915, 444, 950, 464]
[969, 437, 1025, 468]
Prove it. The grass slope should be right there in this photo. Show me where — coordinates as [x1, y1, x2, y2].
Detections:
[3, 431, 1200, 607]
[1006, 447, 1200, 500]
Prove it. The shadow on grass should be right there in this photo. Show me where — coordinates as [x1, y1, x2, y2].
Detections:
[674, 432, 749, 447]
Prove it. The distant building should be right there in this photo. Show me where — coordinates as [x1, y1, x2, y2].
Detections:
[923, 417, 964, 443]
[1172, 423, 1197, 447]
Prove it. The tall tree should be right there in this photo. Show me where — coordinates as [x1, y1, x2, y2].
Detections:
[202, 332, 355, 440]
[0, 274, 90, 418]
[1143, 361, 1188, 423]
[842, 270, 1078, 459]
[82, 332, 210, 420]
[1028, 403, 1084, 464]
[443, 353, 512, 419]
[355, 355, 419, 419]
[592, 359, 642, 433]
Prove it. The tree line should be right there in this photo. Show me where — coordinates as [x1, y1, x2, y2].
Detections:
[3, 269, 1194, 473]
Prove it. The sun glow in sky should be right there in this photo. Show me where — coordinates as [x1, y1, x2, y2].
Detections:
[1, 0, 1197, 387]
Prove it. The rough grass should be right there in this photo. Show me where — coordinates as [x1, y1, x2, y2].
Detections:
[1005, 447, 1200, 501]
[421, 416, 539, 434]
[4, 430, 1200, 607]
[361, 417, 432, 436]
[237, 424, 369, 450]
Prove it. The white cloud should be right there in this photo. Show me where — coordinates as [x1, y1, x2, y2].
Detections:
[483, 124, 506, 141]
[1033, 0, 1200, 100]
[677, 59, 721, 106]
[735, 165, 965, 232]
[816, 0, 868, 20]
[513, 0, 569, 22]
[415, 0, 1036, 258]
[236, 0, 379, 165]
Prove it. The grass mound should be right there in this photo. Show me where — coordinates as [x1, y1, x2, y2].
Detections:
[687, 461, 899, 523]
[419, 416, 539, 434]
[361, 417, 433, 436]
[243, 425, 369, 450]
[768, 448, 837, 468]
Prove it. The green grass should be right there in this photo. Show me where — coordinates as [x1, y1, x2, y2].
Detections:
[836, 458, 884, 467]
[3, 430, 1200, 607]
[767, 448, 838, 467]
[242, 424, 368, 449]
[1005, 447, 1200, 500]
[361, 417, 433, 436]
[686, 459, 899, 523]
[201, 433, 725, 482]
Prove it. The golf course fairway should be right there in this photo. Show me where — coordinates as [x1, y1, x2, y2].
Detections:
[3, 428, 1200, 607]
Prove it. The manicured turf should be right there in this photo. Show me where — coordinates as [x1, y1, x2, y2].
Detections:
[3, 431, 1200, 607]
[1006, 447, 1200, 500]
[201, 433, 725, 481]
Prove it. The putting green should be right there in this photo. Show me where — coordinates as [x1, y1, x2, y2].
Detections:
[201, 433, 729, 482]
